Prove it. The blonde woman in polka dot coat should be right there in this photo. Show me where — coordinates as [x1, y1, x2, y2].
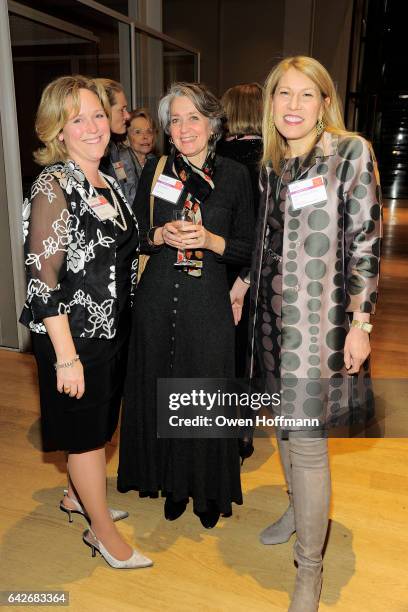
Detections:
[230, 56, 381, 611]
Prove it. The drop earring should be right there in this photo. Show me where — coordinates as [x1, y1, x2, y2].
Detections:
[316, 117, 325, 137]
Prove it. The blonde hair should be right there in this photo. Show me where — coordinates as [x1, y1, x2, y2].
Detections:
[262, 56, 354, 173]
[34, 75, 109, 166]
[221, 83, 263, 136]
[93, 78, 124, 110]
[128, 107, 157, 132]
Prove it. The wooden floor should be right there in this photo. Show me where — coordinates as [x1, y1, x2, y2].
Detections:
[0, 200, 407, 612]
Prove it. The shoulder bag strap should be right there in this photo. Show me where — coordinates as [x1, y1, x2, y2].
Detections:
[149, 155, 168, 227]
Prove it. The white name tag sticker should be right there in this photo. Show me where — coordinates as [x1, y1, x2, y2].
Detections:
[113, 160, 127, 181]
[288, 175, 327, 210]
[152, 174, 183, 204]
[88, 195, 118, 220]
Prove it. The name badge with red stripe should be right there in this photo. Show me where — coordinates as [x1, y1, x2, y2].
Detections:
[288, 175, 327, 210]
[88, 195, 118, 220]
[151, 174, 183, 204]
[113, 160, 127, 181]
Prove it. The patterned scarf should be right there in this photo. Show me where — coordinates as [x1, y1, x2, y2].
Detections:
[173, 151, 215, 277]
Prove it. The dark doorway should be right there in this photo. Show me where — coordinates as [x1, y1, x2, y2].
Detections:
[346, 0, 407, 198]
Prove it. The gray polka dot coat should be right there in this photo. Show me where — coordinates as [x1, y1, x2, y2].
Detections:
[248, 132, 382, 429]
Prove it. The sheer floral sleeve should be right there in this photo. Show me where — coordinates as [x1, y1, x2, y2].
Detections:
[23, 173, 72, 323]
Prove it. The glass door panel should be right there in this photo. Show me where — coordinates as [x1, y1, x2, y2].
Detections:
[9, 3, 131, 193]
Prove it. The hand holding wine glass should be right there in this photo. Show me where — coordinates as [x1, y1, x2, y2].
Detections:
[161, 210, 226, 258]
[172, 209, 197, 268]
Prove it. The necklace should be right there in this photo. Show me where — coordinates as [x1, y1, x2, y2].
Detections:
[97, 173, 128, 231]
[275, 159, 289, 203]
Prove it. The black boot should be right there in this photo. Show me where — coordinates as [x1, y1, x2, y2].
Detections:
[164, 494, 188, 521]
[196, 500, 220, 529]
[238, 438, 254, 465]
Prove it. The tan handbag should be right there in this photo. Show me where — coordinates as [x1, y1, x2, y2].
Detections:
[137, 155, 168, 282]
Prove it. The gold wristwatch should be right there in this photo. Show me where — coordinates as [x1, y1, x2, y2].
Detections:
[351, 320, 373, 333]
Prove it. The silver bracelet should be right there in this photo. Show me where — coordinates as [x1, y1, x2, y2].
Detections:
[54, 354, 80, 371]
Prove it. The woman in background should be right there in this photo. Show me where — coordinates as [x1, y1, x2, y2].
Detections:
[127, 107, 158, 179]
[20, 75, 151, 570]
[217, 83, 263, 216]
[230, 56, 381, 610]
[95, 78, 139, 207]
[217, 83, 263, 378]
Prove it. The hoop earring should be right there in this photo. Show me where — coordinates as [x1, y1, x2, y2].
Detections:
[169, 137, 174, 145]
[316, 118, 325, 137]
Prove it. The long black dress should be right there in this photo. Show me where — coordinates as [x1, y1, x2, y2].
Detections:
[117, 154, 254, 515]
[32, 188, 138, 452]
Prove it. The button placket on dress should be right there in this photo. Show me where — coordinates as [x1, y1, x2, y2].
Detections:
[169, 277, 181, 370]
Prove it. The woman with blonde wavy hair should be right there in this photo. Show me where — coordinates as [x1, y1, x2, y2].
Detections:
[20, 75, 151, 569]
[231, 56, 381, 610]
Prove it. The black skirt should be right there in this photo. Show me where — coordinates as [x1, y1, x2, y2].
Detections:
[32, 312, 130, 453]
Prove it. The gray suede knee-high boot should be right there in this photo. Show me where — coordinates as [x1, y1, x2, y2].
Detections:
[288, 437, 331, 612]
[260, 435, 296, 544]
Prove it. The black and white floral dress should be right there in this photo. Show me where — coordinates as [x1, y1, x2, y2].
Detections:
[20, 160, 139, 452]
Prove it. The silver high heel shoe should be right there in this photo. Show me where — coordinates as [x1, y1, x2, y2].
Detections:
[60, 490, 129, 523]
[82, 528, 153, 569]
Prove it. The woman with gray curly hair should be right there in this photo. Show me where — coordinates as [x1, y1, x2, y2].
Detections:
[118, 82, 254, 528]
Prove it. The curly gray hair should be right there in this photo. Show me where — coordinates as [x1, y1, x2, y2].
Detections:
[158, 82, 223, 148]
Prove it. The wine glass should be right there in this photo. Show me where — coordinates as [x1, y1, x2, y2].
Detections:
[172, 209, 197, 268]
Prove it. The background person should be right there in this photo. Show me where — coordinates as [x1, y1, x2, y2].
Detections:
[118, 82, 254, 529]
[20, 75, 151, 570]
[127, 107, 158, 178]
[95, 78, 139, 207]
[217, 82, 263, 379]
[230, 56, 382, 611]
[217, 82, 263, 216]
